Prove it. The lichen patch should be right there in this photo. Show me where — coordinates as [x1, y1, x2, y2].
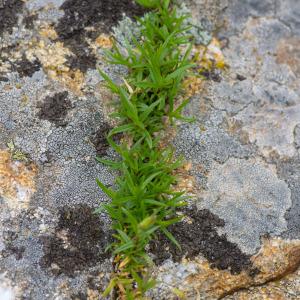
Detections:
[182, 38, 225, 96]
[95, 34, 113, 49]
[39, 25, 58, 40]
[194, 38, 226, 71]
[27, 40, 85, 95]
[183, 76, 203, 97]
[0, 150, 37, 210]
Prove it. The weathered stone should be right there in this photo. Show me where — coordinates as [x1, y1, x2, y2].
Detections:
[224, 268, 300, 300]
[294, 124, 300, 149]
[198, 158, 291, 254]
[1, 0, 300, 299]
[276, 0, 300, 36]
[277, 37, 300, 77]
[277, 157, 300, 240]
[0, 274, 15, 300]
[235, 100, 300, 158]
[149, 238, 300, 300]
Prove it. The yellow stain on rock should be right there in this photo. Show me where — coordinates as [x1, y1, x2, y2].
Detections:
[0, 150, 37, 210]
[276, 37, 300, 76]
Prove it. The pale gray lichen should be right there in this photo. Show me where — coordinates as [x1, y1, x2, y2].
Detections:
[112, 16, 142, 49]
[176, 2, 212, 45]
[113, 3, 212, 49]
[198, 158, 292, 254]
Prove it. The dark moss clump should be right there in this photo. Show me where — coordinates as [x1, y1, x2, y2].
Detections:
[0, 0, 24, 35]
[55, 0, 147, 72]
[150, 206, 257, 275]
[38, 91, 72, 126]
[40, 204, 111, 277]
[91, 123, 122, 156]
[13, 55, 41, 78]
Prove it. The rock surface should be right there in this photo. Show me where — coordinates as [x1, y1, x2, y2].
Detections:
[0, 0, 300, 299]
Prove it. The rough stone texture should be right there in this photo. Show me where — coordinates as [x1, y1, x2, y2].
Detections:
[0, 274, 16, 300]
[224, 268, 300, 300]
[277, 157, 300, 240]
[0, 150, 37, 212]
[148, 238, 300, 299]
[199, 158, 291, 254]
[0, 0, 300, 299]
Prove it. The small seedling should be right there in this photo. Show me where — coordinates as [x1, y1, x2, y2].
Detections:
[97, 0, 194, 298]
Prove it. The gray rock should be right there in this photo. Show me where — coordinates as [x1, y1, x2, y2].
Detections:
[277, 157, 300, 239]
[276, 0, 300, 36]
[25, 0, 65, 11]
[198, 158, 291, 254]
[294, 124, 300, 149]
[1, 0, 300, 298]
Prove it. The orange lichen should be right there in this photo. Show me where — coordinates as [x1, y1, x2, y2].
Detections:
[47, 68, 85, 95]
[0, 150, 37, 210]
[194, 37, 226, 71]
[183, 76, 203, 97]
[172, 161, 197, 195]
[39, 25, 58, 40]
[182, 38, 226, 96]
[95, 34, 113, 49]
[27, 41, 85, 95]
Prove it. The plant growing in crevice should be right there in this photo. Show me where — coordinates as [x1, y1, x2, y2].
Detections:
[96, 0, 194, 298]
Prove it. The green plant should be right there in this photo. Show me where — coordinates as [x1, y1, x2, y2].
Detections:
[96, 1, 194, 298]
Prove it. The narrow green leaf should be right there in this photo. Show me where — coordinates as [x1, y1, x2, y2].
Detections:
[161, 227, 181, 250]
[96, 179, 116, 199]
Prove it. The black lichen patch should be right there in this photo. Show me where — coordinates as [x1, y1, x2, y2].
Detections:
[0, 76, 9, 82]
[64, 38, 97, 73]
[39, 204, 111, 277]
[149, 206, 256, 275]
[0, 0, 24, 35]
[91, 124, 111, 156]
[23, 13, 38, 30]
[2, 245, 25, 260]
[38, 91, 72, 126]
[56, 0, 146, 39]
[13, 55, 41, 78]
[71, 292, 87, 300]
[55, 0, 147, 72]
[1, 229, 25, 260]
[91, 123, 122, 156]
[199, 69, 222, 82]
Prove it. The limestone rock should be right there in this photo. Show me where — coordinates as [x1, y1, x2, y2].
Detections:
[1, 0, 300, 299]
